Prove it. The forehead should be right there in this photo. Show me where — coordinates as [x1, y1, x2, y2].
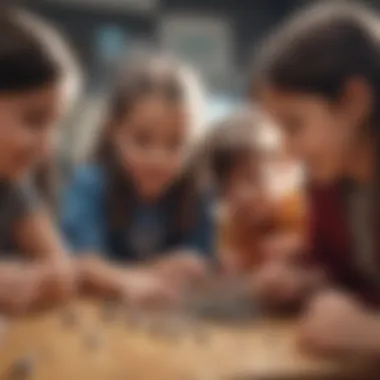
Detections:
[126, 96, 187, 131]
[259, 85, 331, 116]
[0, 83, 64, 116]
[0, 83, 61, 106]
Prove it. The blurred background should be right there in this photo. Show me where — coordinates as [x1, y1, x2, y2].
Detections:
[17, 0, 380, 168]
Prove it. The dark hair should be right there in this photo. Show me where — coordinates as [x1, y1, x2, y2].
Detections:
[0, 9, 63, 93]
[253, 1, 380, 124]
[94, 53, 199, 237]
[0, 8, 77, 210]
[205, 109, 260, 193]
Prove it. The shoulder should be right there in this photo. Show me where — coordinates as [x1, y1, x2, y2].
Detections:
[62, 165, 108, 223]
[63, 164, 107, 210]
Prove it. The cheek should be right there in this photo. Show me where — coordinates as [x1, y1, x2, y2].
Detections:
[0, 123, 29, 156]
[114, 135, 141, 170]
[288, 116, 342, 161]
[292, 116, 351, 181]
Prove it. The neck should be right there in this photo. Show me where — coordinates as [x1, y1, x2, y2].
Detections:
[345, 135, 376, 184]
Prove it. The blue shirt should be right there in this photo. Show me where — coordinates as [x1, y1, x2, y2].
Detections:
[61, 165, 214, 262]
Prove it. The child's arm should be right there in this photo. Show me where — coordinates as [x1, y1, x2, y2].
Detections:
[253, 261, 327, 309]
[75, 255, 132, 297]
[61, 167, 180, 305]
[5, 179, 68, 260]
[14, 208, 68, 260]
[147, 251, 209, 290]
[0, 260, 74, 314]
[76, 256, 178, 308]
[0, 182, 76, 311]
[298, 291, 380, 360]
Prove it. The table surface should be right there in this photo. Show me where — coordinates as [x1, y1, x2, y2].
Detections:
[0, 300, 373, 380]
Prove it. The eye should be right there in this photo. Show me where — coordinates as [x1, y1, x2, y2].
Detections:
[22, 108, 52, 131]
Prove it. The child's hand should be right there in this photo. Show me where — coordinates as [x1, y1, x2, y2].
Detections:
[252, 261, 325, 310]
[36, 260, 77, 306]
[0, 264, 41, 314]
[123, 271, 180, 310]
[152, 251, 209, 290]
[298, 291, 380, 359]
[254, 262, 306, 308]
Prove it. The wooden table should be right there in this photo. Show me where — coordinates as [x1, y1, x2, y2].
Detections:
[0, 300, 375, 380]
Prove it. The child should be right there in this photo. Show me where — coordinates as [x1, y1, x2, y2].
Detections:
[254, 0, 380, 360]
[0, 8, 81, 313]
[206, 109, 305, 275]
[0, 9, 169, 313]
[62, 54, 213, 298]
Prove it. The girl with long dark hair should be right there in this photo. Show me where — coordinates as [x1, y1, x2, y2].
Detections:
[62, 54, 213, 299]
[255, 1, 380, 360]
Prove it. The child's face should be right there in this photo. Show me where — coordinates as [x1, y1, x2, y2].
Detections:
[225, 155, 271, 225]
[0, 84, 62, 180]
[259, 85, 362, 184]
[114, 96, 189, 200]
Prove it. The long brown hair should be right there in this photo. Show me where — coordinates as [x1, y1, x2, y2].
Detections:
[93, 54, 201, 238]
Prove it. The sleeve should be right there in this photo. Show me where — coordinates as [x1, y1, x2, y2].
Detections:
[178, 195, 215, 256]
[60, 167, 107, 254]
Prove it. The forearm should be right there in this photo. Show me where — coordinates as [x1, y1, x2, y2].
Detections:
[357, 317, 380, 359]
[218, 249, 247, 276]
[75, 255, 138, 297]
[145, 250, 208, 289]
[0, 261, 74, 314]
[252, 261, 329, 310]
[30, 261, 76, 309]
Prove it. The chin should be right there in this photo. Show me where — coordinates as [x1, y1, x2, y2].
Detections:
[140, 187, 163, 200]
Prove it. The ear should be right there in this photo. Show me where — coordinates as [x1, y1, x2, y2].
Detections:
[339, 77, 374, 127]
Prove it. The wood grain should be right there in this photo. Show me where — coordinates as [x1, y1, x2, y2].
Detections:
[0, 300, 373, 380]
